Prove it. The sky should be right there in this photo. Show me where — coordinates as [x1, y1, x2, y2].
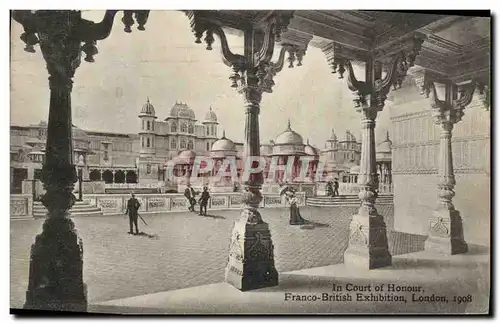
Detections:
[10, 10, 392, 149]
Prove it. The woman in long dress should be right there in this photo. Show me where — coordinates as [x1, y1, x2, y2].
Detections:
[283, 188, 306, 225]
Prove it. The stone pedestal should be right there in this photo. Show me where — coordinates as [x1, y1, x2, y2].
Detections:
[225, 215, 278, 291]
[344, 214, 392, 269]
[425, 209, 468, 255]
[24, 218, 87, 312]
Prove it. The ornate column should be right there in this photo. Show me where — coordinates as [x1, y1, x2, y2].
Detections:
[324, 34, 425, 269]
[12, 10, 149, 311]
[415, 70, 479, 254]
[187, 10, 308, 290]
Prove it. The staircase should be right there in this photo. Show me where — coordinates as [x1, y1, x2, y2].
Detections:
[306, 194, 393, 207]
[33, 201, 104, 218]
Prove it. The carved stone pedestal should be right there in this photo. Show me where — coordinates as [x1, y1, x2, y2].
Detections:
[425, 209, 468, 255]
[344, 214, 392, 269]
[24, 217, 87, 312]
[225, 213, 278, 291]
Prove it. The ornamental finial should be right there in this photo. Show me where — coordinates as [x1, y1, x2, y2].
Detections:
[287, 119, 291, 130]
[222, 129, 226, 139]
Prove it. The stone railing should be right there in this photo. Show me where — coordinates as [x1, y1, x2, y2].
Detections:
[81, 191, 306, 215]
[10, 194, 33, 219]
[316, 182, 393, 196]
[262, 182, 316, 198]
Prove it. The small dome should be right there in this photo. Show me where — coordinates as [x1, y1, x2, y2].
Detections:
[170, 101, 196, 119]
[204, 106, 218, 123]
[304, 139, 319, 157]
[178, 149, 196, 159]
[72, 125, 89, 141]
[377, 131, 392, 153]
[274, 119, 304, 145]
[211, 131, 236, 152]
[140, 97, 156, 115]
[349, 165, 360, 174]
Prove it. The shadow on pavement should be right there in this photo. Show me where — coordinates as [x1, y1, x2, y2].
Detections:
[134, 232, 160, 240]
[299, 220, 330, 230]
[202, 214, 226, 220]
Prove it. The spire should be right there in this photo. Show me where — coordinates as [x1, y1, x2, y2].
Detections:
[386, 130, 390, 141]
[286, 119, 291, 130]
[221, 129, 226, 139]
[307, 138, 310, 145]
[146, 96, 150, 104]
[209, 105, 212, 111]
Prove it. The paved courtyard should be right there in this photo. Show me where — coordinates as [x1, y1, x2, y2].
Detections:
[11, 205, 408, 309]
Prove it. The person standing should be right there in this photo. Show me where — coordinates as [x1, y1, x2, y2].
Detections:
[333, 179, 340, 197]
[325, 181, 334, 197]
[125, 193, 141, 235]
[184, 184, 197, 212]
[198, 186, 210, 216]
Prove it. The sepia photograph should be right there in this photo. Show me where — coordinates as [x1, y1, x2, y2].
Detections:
[8, 8, 491, 315]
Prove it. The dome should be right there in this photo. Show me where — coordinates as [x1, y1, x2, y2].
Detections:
[274, 120, 304, 145]
[170, 101, 196, 119]
[72, 125, 89, 141]
[377, 131, 393, 153]
[211, 131, 236, 152]
[178, 149, 196, 159]
[350, 165, 360, 174]
[327, 128, 337, 142]
[140, 97, 156, 116]
[204, 106, 218, 123]
[304, 139, 319, 157]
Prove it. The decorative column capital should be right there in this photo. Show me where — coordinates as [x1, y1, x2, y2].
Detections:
[186, 10, 307, 96]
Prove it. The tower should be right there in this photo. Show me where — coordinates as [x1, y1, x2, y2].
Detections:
[138, 97, 157, 158]
[202, 106, 219, 152]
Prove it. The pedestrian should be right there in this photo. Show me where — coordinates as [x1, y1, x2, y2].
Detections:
[325, 181, 334, 197]
[198, 186, 210, 216]
[184, 184, 197, 212]
[125, 193, 141, 235]
[333, 178, 340, 196]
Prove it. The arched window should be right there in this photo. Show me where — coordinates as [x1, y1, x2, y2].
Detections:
[147, 138, 150, 148]
[211, 125, 215, 136]
[171, 138, 177, 149]
[188, 124, 194, 134]
[171, 122, 177, 133]
[188, 140, 194, 150]
[180, 138, 187, 149]
[181, 123, 187, 133]
[142, 120, 144, 130]
[147, 121, 150, 130]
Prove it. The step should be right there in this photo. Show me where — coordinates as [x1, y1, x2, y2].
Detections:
[33, 210, 104, 218]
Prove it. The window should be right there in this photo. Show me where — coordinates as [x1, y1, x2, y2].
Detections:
[146, 164, 151, 174]
[181, 123, 187, 133]
[180, 138, 187, 149]
[171, 139, 177, 149]
[171, 122, 177, 133]
[188, 140, 194, 150]
[152, 122, 154, 131]
[147, 138, 150, 148]
[141, 137, 144, 147]
[212, 125, 215, 136]
[147, 121, 151, 130]
[142, 120, 144, 130]
[188, 124, 194, 134]
[206, 127, 209, 136]
[206, 142, 210, 151]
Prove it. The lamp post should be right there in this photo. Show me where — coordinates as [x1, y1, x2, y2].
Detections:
[77, 155, 85, 201]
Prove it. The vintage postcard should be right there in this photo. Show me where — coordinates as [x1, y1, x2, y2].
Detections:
[9, 9, 491, 315]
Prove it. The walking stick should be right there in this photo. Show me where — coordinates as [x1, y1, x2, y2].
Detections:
[137, 213, 148, 226]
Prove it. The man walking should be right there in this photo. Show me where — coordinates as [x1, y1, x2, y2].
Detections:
[333, 178, 340, 196]
[184, 184, 197, 212]
[125, 193, 141, 235]
[198, 186, 210, 216]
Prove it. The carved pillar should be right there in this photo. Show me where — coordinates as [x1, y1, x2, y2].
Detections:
[187, 10, 307, 290]
[420, 77, 477, 255]
[12, 9, 148, 311]
[324, 35, 425, 269]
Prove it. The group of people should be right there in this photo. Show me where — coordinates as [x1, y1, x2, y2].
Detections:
[184, 184, 211, 216]
[325, 179, 340, 197]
